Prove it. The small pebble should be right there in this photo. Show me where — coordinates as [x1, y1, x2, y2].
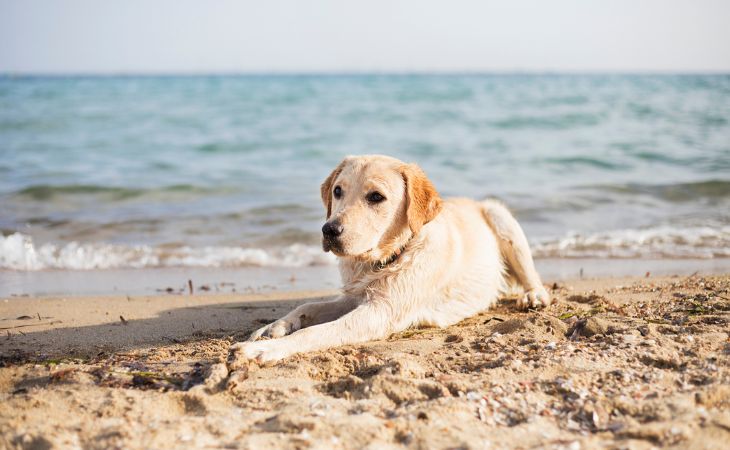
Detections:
[466, 391, 481, 401]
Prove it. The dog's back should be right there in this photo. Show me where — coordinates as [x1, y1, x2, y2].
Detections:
[401, 197, 506, 327]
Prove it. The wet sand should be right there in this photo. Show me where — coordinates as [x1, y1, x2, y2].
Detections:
[1, 274, 729, 449]
[3, 258, 730, 298]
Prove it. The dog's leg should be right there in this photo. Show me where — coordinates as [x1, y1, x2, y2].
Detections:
[482, 200, 551, 309]
[248, 295, 359, 341]
[230, 301, 393, 364]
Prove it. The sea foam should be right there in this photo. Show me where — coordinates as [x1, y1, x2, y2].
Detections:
[0, 233, 336, 270]
[2, 225, 729, 271]
[532, 225, 730, 259]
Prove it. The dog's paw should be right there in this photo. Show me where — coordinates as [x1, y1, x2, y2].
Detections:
[248, 317, 301, 341]
[518, 286, 551, 310]
[228, 341, 289, 368]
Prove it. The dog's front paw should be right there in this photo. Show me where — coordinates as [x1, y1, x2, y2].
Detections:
[248, 316, 301, 341]
[518, 286, 551, 309]
[228, 341, 289, 368]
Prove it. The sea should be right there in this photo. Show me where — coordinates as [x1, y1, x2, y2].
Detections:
[1, 74, 729, 294]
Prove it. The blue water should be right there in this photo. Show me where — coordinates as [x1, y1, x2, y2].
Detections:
[1, 74, 729, 269]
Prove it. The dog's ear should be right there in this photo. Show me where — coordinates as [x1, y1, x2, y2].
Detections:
[320, 160, 346, 219]
[400, 163, 442, 234]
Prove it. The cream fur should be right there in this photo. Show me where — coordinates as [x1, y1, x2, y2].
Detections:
[229, 155, 550, 364]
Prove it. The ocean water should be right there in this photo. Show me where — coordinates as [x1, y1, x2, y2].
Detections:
[1, 74, 729, 271]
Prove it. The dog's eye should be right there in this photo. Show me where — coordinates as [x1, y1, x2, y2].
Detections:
[366, 192, 385, 204]
[333, 186, 342, 199]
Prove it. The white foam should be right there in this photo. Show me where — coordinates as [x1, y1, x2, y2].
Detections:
[532, 225, 730, 259]
[3, 225, 730, 271]
[0, 233, 336, 270]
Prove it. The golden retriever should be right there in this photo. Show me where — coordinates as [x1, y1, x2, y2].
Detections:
[229, 154, 550, 365]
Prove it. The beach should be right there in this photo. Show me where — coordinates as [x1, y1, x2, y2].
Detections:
[2, 74, 729, 449]
[2, 273, 729, 449]
[1, 1, 729, 446]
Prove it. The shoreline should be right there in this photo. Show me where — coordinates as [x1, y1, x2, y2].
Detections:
[3, 257, 730, 298]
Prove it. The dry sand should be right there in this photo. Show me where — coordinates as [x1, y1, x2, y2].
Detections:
[1, 274, 729, 449]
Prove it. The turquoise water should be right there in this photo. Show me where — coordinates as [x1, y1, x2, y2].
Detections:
[1, 74, 729, 270]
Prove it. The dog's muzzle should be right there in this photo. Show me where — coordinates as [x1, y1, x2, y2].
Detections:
[321, 220, 343, 252]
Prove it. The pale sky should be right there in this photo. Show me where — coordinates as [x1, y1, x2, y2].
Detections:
[1, 0, 729, 74]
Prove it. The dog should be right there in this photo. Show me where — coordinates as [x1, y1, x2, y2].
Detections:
[229, 155, 550, 365]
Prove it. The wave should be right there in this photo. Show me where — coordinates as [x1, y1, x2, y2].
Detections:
[588, 179, 730, 202]
[0, 233, 335, 271]
[491, 113, 602, 130]
[3, 224, 730, 271]
[532, 225, 730, 259]
[543, 156, 628, 170]
[14, 184, 223, 201]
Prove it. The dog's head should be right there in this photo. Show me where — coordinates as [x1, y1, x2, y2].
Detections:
[319, 155, 442, 262]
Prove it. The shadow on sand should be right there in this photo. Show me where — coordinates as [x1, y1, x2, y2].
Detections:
[0, 292, 337, 364]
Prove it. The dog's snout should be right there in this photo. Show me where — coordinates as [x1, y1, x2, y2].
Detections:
[322, 221, 344, 238]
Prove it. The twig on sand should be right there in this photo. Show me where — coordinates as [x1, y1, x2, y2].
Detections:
[0, 320, 63, 331]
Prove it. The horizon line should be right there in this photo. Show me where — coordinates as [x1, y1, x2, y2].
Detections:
[2, 69, 730, 78]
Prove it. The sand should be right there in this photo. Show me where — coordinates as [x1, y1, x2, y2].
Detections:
[1, 274, 729, 449]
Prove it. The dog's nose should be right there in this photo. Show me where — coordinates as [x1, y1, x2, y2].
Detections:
[322, 221, 343, 238]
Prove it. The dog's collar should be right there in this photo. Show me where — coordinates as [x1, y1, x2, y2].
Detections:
[372, 243, 408, 271]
